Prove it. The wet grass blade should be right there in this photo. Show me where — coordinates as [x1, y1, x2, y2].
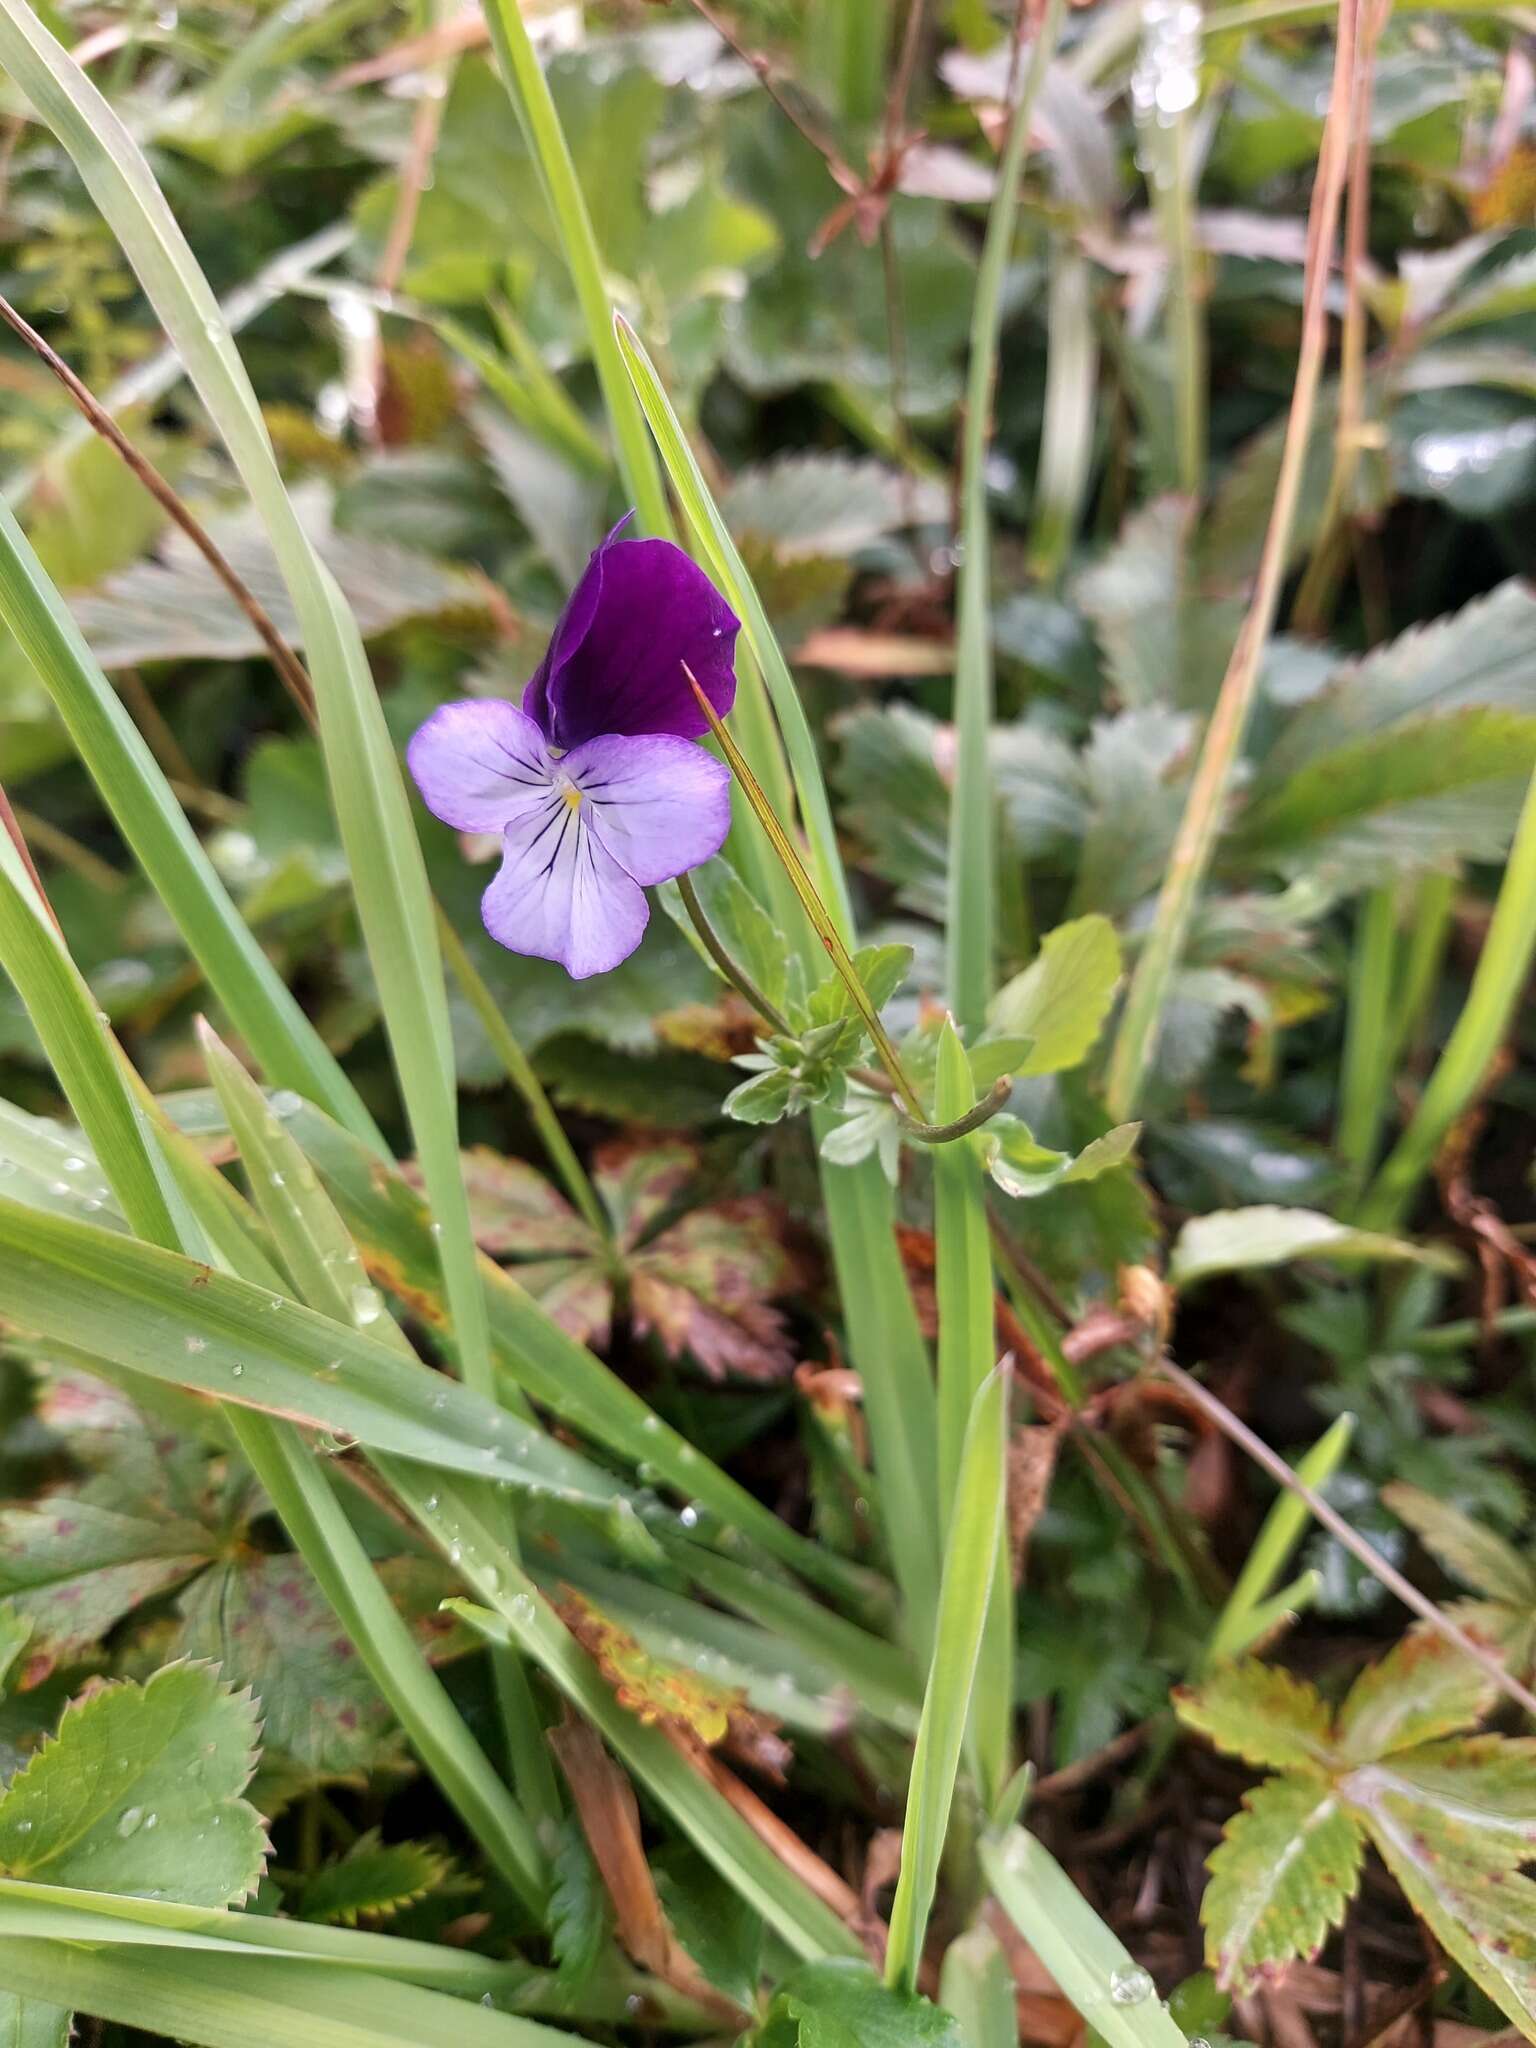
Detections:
[885, 1363, 1010, 1994]
[981, 1827, 1187, 2048]
[0, 1939, 571, 2048]
[200, 1020, 561, 1864]
[0, 1197, 623, 1502]
[171, 1086, 881, 1613]
[0, 0, 495, 1404]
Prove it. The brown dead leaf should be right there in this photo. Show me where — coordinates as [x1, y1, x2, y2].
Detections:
[1009, 1419, 1068, 1585]
[548, 1711, 747, 2027]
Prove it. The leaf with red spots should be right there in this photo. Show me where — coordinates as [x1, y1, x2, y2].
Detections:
[1174, 1661, 1335, 1777]
[630, 1196, 811, 1383]
[1200, 1777, 1365, 1990]
[1337, 1622, 1497, 1761]
[178, 1554, 414, 1777]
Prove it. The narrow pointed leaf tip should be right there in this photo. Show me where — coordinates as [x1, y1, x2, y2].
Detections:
[407, 523, 739, 979]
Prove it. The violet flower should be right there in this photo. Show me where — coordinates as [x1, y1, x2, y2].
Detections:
[408, 520, 739, 979]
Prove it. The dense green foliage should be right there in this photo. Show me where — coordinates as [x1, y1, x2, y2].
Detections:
[1, 0, 1536, 2043]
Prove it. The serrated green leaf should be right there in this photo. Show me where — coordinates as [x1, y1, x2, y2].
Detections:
[1382, 1484, 1536, 1605]
[0, 1662, 266, 1906]
[1201, 1777, 1364, 1991]
[724, 455, 945, 560]
[1234, 708, 1536, 878]
[1336, 1627, 1495, 1762]
[654, 1844, 764, 2011]
[1170, 1207, 1458, 1285]
[988, 917, 1122, 1076]
[549, 1814, 608, 1990]
[724, 1068, 798, 1125]
[297, 1831, 451, 1927]
[1175, 1662, 1335, 1775]
[979, 1116, 1140, 1201]
[1358, 1747, 1536, 2042]
[757, 1958, 964, 2047]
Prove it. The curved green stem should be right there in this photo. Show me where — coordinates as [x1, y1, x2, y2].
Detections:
[896, 1077, 1015, 1146]
[675, 869, 795, 1039]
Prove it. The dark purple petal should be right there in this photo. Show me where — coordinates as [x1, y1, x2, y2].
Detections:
[406, 700, 553, 832]
[524, 523, 739, 749]
[481, 795, 649, 979]
[567, 731, 732, 887]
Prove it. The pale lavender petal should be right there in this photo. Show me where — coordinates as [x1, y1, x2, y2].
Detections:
[406, 700, 554, 832]
[567, 731, 732, 887]
[525, 523, 739, 750]
[481, 793, 649, 979]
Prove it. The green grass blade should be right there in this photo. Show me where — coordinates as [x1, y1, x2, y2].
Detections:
[416, 1498, 864, 1962]
[980, 1827, 1187, 2048]
[614, 316, 853, 937]
[0, 503, 382, 1148]
[1364, 763, 1536, 1226]
[200, 1021, 559, 1881]
[0, 1880, 524, 1994]
[174, 1087, 879, 1611]
[1337, 888, 1398, 1199]
[948, 0, 1066, 1029]
[0, 1197, 621, 1501]
[885, 1364, 1011, 1994]
[939, 1924, 1019, 2048]
[1204, 1414, 1354, 1666]
[1026, 245, 1100, 584]
[0, 853, 181, 1248]
[0, 839, 548, 1906]
[0, 0, 495, 1403]
[478, 0, 670, 537]
[0, 1941, 571, 2048]
[932, 1023, 1012, 1805]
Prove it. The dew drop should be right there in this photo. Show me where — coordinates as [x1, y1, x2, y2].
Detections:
[424, 1494, 440, 1513]
[350, 1284, 383, 1327]
[510, 1592, 536, 1625]
[142, 1811, 159, 1831]
[482, 1566, 502, 1594]
[678, 1504, 700, 1529]
[1110, 1967, 1154, 2007]
[230, 1363, 244, 1379]
[13, 1819, 31, 1835]
[270, 1090, 302, 1118]
[117, 1807, 146, 1838]
[448, 1541, 463, 1566]
[185, 1335, 207, 1355]
[62, 1156, 87, 1174]
[641, 1414, 661, 1435]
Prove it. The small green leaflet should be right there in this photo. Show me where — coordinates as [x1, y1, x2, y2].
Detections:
[297, 1829, 452, 1926]
[1384, 1483, 1536, 1679]
[988, 916, 1122, 1075]
[754, 1959, 964, 2047]
[549, 1814, 609, 1989]
[0, 1661, 267, 1907]
[1170, 1206, 1459, 1284]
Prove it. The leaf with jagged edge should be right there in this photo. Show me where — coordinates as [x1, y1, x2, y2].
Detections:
[1384, 1483, 1536, 1598]
[1336, 1626, 1497, 1764]
[724, 454, 946, 560]
[0, 1661, 267, 1905]
[1174, 1663, 1335, 1776]
[550, 1812, 610, 1990]
[297, 1829, 452, 1926]
[1356, 1743, 1536, 2043]
[1201, 1777, 1365, 1992]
